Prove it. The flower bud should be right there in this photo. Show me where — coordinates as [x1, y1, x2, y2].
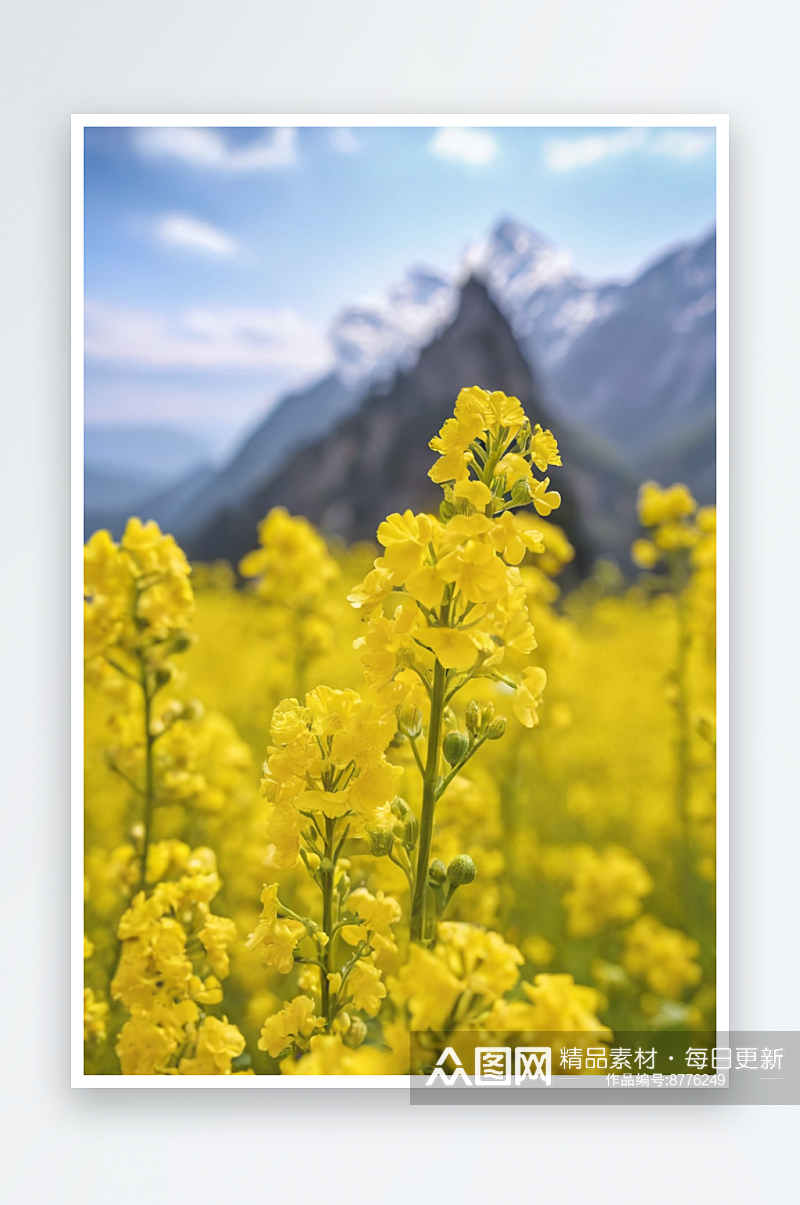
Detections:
[332, 1010, 350, 1035]
[443, 731, 470, 767]
[345, 1016, 368, 1048]
[428, 859, 447, 888]
[466, 699, 494, 738]
[447, 854, 476, 886]
[369, 830, 394, 858]
[402, 812, 419, 851]
[396, 703, 423, 739]
[171, 632, 193, 653]
[510, 478, 534, 506]
[391, 795, 411, 818]
[154, 666, 172, 688]
[336, 874, 351, 898]
[486, 716, 507, 740]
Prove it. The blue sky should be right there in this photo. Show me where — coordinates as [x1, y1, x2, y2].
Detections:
[84, 124, 716, 455]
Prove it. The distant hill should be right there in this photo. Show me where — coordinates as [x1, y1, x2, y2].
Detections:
[84, 424, 212, 539]
[85, 423, 211, 480]
[185, 280, 637, 574]
[85, 217, 715, 569]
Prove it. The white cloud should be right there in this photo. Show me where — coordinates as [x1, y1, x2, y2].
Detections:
[544, 127, 714, 172]
[85, 301, 332, 375]
[649, 130, 715, 160]
[429, 127, 498, 167]
[133, 126, 297, 172]
[154, 213, 238, 257]
[544, 129, 647, 172]
[330, 127, 360, 154]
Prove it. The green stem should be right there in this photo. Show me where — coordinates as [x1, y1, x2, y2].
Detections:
[410, 657, 447, 942]
[139, 661, 155, 888]
[674, 585, 694, 928]
[320, 817, 335, 1026]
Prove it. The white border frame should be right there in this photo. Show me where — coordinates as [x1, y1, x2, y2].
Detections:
[72, 113, 729, 1087]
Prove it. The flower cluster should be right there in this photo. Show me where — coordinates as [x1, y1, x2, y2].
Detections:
[562, 845, 654, 937]
[84, 518, 193, 668]
[348, 387, 562, 942]
[240, 508, 340, 692]
[622, 915, 702, 1000]
[631, 482, 715, 572]
[111, 842, 245, 1074]
[247, 685, 407, 1058]
[259, 685, 402, 869]
[84, 387, 716, 1075]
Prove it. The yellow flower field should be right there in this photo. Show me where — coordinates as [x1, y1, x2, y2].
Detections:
[83, 387, 716, 1074]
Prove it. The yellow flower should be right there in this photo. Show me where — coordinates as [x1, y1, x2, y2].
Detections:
[83, 988, 108, 1044]
[563, 845, 653, 937]
[530, 478, 562, 517]
[496, 452, 532, 488]
[116, 1011, 179, 1075]
[513, 665, 547, 727]
[423, 626, 479, 670]
[346, 958, 386, 1016]
[262, 798, 303, 869]
[488, 974, 609, 1034]
[393, 944, 463, 1031]
[469, 387, 526, 437]
[394, 923, 524, 1030]
[623, 915, 702, 999]
[638, 482, 696, 528]
[270, 698, 311, 746]
[246, 883, 306, 973]
[198, 914, 238, 978]
[347, 761, 402, 829]
[179, 1016, 246, 1074]
[239, 507, 338, 607]
[258, 995, 324, 1058]
[346, 888, 402, 952]
[280, 1033, 407, 1075]
[453, 478, 493, 509]
[632, 538, 660, 569]
[489, 512, 544, 565]
[529, 424, 562, 472]
[428, 409, 483, 484]
[347, 565, 394, 611]
[437, 540, 508, 604]
[376, 511, 439, 583]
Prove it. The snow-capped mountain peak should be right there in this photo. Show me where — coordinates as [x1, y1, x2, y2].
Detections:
[330, 266, 458, 386]
[328, 218, 586, 388]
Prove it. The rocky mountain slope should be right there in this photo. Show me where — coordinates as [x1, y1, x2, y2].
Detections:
[186, 280, 638, 573]
[86, 217, 716, 568]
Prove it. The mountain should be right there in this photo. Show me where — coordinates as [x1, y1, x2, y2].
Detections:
[538, 229, 716, 494]
[152, 374, 358, 545]
[185, 280, 636, 573]
[85, 424, 211, 480]
[85, 216, 716, 566]
[84, 424, 213, 539]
